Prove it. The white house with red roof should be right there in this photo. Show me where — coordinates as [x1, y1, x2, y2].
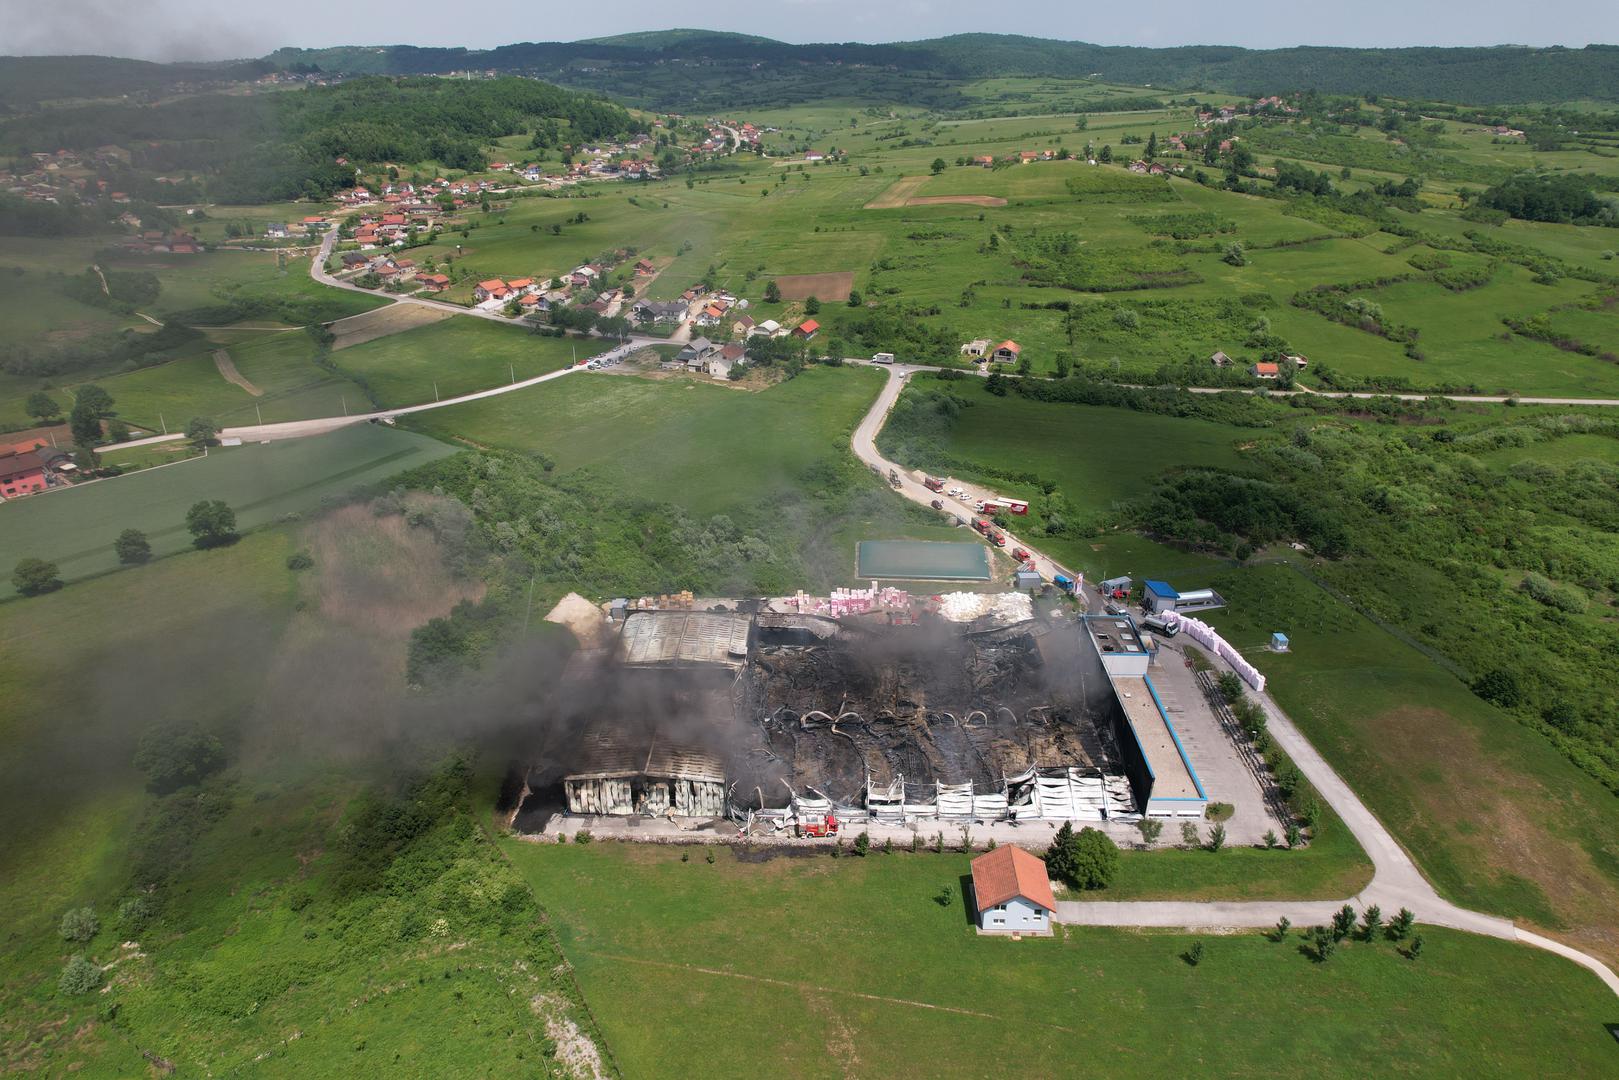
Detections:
[970, 845, 1055, 935]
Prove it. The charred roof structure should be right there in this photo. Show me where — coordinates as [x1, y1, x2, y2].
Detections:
[529, 592, 1188, 829]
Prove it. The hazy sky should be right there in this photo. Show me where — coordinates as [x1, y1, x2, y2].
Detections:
[4, 0, 1616, 62]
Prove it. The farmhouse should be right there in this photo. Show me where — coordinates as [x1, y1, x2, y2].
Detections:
[970, 845, 1055, 935]
[990, 340, 1022, 364]
[973, 155, 994, 167]
[474, 279, 508, 301]
[677, 336, 715, 367]
[0, 450, 49, 498]
[1210, 350, 1232, 367]
[960, 339, 990, 358]
[709, 342, 747, 378]
[1251, 361, 1280, 380]
[792, 319, 819, 340]
[632, 299, 687, 324]
[417, 273, 450, 292]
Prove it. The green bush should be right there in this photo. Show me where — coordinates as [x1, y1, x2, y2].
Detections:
[58, 955, 103, 996]
[133, 722, 226, 794]
[60, 906, 99, 943]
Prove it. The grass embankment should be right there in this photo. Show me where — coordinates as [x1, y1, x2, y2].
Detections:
[410, 365, 964, 590]
[0, 424, 455, 594]
[508, 841, 1618, 1078]
[0, 514, 603, 1076]
[1207, 564, 1619, 965]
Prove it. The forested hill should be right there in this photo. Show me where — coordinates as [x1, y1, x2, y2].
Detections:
[0, 76, 643, 203]
[259, 32, 1619, 107]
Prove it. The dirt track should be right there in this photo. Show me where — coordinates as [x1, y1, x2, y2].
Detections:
[864, 176, 1006, 209]
[862, 176, 928, 209]
[904, 194, 1007, 207]
[212, 349, 261, 396]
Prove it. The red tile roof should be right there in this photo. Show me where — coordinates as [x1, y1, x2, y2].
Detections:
[971, 845, 1055, 912]
[477, 279, 506, 291]
[795, 319, 820, 335]
[995, 340, 1021, 354]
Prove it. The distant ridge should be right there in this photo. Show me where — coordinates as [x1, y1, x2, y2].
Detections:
[6, 33, 1618, 110]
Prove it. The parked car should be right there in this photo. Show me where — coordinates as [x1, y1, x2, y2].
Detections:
[930, 499, 944, 510]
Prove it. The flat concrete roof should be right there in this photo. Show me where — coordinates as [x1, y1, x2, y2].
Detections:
[1086, 615, 1146, 657]
[1113, 675, 1202, 800]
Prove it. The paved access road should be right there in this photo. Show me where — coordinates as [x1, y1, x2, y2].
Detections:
[848, 361, 1619, 999]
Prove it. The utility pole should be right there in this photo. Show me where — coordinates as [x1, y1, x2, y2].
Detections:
[522, 574, 536, 633]
[342, 397, 347, 416]
[255, 403, 263, 425]
[434, 381, 440, 401]
[510, 362, 515, 384]
[159, 413, 167, 435]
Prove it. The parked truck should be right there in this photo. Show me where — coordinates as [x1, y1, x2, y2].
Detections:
[971, 519, 991, 536]
[923, 476, 945, 493]
[1053, 574, 1077, 594]
[871, 352, 895, 364]
[988, 529, 1007, 547]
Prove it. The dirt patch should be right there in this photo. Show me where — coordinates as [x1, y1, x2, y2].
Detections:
[213, 349, 262, 396]
[329, 303, 454, 350]
[1370, 705, 1619, 964]
[4, 422, 71, 454]
[530, 993, 609, 1080]
[773, 271, 854, 302]
[545, 593, 610, 649]
[904, 195, 1008, 207]
[864, 175, 928, 209]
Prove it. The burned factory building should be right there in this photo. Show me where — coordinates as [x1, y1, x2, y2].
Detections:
[520, 588, 1179, 833]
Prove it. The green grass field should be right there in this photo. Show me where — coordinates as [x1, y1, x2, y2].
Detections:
[0, 424, 454, 594]
[1203, 563, 1619, 966]
[508, 842, 1619, 1078]
[413, 365, 882, 514]
[329, 317, 598, 407]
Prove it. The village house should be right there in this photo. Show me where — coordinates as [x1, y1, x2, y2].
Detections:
[1251, 361, 1280, 380]
[0, 450, 50, 499]
[970, 845, 1055, 936]
[708, 342, 747, 379]
[416, 273, 450, 292]
[960, 339, 991, 359]
[752, 318, 782, 338]
[632, 299, 687, 324]
[792, 319, 820, 341]
[635, 258, 656, 275]
[974, 155, 995, 168]
[266, 222, 289, 239]
[1210, 350, 1232, 368]
[991, 340, 1021, 364]
[1286, 354, 1309, 370]
[804, 151, 825, 162]
[340, 251, 369, 271]
[732, 313, 757, 336]
[677, 336, 716, 368]
[474, 279, 508, 302]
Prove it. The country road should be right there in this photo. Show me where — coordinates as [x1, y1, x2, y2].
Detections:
[848, 360, 1619, 999]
